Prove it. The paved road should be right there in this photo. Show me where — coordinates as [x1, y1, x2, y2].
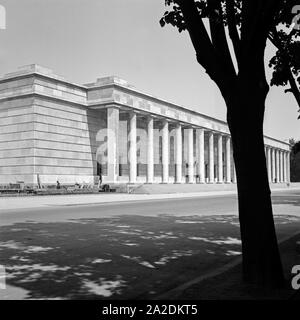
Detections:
[0, 189, 299, 226]
[0, 189, 299, 300]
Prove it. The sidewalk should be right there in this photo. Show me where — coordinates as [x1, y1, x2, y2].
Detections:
[0, 184, 299, 211]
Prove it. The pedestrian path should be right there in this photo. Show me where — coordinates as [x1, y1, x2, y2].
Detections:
[0, 184, 299, 211]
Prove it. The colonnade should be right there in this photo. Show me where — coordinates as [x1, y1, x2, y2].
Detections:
[106, 106, 290, 184]
[265, 146, 290, 184]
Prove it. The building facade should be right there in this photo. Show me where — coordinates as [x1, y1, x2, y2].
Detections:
[0, 65, 291, 186]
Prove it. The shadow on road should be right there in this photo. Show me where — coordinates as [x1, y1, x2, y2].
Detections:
[0, 214, 299, 299]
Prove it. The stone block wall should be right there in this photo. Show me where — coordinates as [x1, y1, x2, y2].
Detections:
[0, 96, 36, 184]
[32, 97, 106, 185]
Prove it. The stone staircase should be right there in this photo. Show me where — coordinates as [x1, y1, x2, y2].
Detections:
[131, 183, 238, 194]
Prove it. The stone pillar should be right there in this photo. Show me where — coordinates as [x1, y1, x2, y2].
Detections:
[128, 112, 137, 183]
[208, 131, 214, 183]
[175, 124, 182, 183]
[233, 164, 237, 183]
[217, 134, 223, 183]
[287, 152, 291, 183]
[280, 150, 284, 183]
[197, 128, 205, 183]
[147, 116, 154, 184]
[271, 148, 276, 183]
[276, 149, 280, 183]
[162, 119, 169, 183]
[175, 123, 182, 183]
[225, 136, 231, 183]
[267, 147, 272, 183]
[107, 106, 119, 183]
[284, 151, 288, 183]
[187, 128, 194, 183]
[283, 151, 286, 183]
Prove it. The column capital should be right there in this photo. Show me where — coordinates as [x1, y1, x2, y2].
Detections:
[146, 114, 155, 122]
[106, 104, 120, 109]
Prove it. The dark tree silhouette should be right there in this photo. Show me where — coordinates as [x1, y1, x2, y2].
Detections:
[160, 0, 299, 288]
[290, 139, 300, 181]
[268, 0, 300, 117]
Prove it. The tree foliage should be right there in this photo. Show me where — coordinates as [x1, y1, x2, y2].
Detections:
[161, 0, 300, 118]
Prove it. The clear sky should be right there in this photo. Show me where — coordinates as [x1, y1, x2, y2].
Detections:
[0, 0, 298, 142]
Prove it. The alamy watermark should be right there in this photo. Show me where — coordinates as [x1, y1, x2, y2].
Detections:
[0, 264, 6, 290]
[0, 4, 6, 30]
[292, 5, 300, 30]
[291, 265, 300, 290]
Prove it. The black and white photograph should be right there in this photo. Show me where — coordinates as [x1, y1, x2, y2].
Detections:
[0, 0, 300, 314]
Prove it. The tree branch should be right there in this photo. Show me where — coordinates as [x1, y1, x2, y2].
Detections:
[177, 0, 236, 96]
[241, 0, 282, 62]
[226, 0, 241, 67]
[208, 0, 236, 77]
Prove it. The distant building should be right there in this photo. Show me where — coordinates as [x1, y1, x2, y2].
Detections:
[0, 65, 291, 186]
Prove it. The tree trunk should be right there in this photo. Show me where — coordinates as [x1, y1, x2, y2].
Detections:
[225, 77, 285, 288]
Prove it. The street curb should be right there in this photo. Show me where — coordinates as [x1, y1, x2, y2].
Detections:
[153, 230, 300, 300]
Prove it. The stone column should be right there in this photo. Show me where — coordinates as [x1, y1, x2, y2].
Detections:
[267, 147, 272, 183]
[187, 128, 194, 183]
[287, 152, 291, 183]
[271, 148, 276, 183]
[162, 119, 169, 183]
[276, 149, 280, 183]
[107, 106, 119, 183]
[147, 116, 154, 184]
[283, 151, 286, 183]
[196, 128, 205, 183]
[208, 131, 214, 183]
[217, 134, 223, 183]
[128, 112, 137, 183]
[284, 151, 288, 183]
[175, 123, 182, 183]
[225, 136, 231, 183]
[280, 150, 284, 183]
[233, 164, 237, 183]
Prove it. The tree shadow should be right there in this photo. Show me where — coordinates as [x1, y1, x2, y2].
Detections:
[0, 214, 299, 300]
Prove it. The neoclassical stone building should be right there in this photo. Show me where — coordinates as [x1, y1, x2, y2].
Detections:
[0, 65, 290, 186]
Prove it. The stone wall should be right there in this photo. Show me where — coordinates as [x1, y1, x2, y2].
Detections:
[32, 97, 105, 185]
[0, 97, 35, 184]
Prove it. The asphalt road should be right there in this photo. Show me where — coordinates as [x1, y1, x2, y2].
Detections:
[0, 190, 299, 299]
[0, 189, 299, 226]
